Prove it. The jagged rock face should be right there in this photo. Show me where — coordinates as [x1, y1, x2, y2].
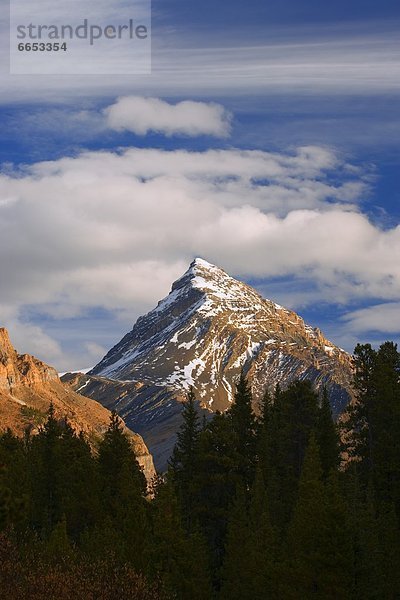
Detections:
[0, 328, 59, 391]
[85, 259, 354, 469]
[0, 328, 155, 482]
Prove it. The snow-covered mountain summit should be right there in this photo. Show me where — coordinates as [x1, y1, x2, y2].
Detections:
[90, 258, 352, 415]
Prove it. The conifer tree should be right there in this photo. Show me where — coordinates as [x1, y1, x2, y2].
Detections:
[259, 388, 273, 426]
[345, 342, 400, 515]
[321, 471, 354, 598]
[247, 468, 279, 598]
[257, 388, 273, 479]
[56, 423, 100, 540]
[285, 434, 326, 597]
[260, 384, 283, 526]
[219, 484, 250, 600]
[351, 489, 383, 600]
[285, 434, 352, 599]
[29, 403, 64, 533]
[97, 411, 149, 571]
[193, 411, 238, 573]
[151, 478, 212, 600]
[170, 387, 201, 532]
[317, 386, 340, 477]
[98, 410, 146, 504]
[228, 371, 257, 487]
[266, 380, 319, 528]
[28, 407, 100, 541]
[370, 343, 400, 513]
[375, 503, 400, 598]
[0, 430, 28, 529]
[221, 470, 279, 599]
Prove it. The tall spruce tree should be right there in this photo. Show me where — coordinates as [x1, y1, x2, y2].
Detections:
[246, 468, 279, 598]
[345, 342, 400, 515]
[193, 411, 238, 575]
[0, 430, 28, 530]
[257, 388, 273, 479]
[284, 434, 326, 597]
[98, 410, 146, 503]
[373, 503, 400, 598]
[371, 343, 400, 513]
[219, 483, 250, 600]
[56, 424, 100, 541]
[266, 380, 319, 528]
[97, 411, 149, 571]
[151, 478, 212, 600]
[228, 371, 257, 487]
[29, 403, 65, 533]
[317, 387, 340, 478]
[170, 387, 201, 532]
[285, 435, 352, 599]
[321, 471, 354, 598]
[349, 492, 400, 600]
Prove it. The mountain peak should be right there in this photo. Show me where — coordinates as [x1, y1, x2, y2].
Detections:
[87, 261, 354, 469]
[191, 257, 216, 270]
[170, 258, 254, 310]
[189, 257, 229, 279]
[172, 257, 228, 293]
[91, 259, 352, 411]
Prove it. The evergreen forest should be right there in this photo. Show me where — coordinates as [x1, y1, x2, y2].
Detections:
[0, 342, 399, 599]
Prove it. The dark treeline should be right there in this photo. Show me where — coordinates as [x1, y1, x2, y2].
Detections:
[0, 342, 399, 599]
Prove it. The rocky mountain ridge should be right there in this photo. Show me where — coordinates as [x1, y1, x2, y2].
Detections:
[0, 328, 155, 481]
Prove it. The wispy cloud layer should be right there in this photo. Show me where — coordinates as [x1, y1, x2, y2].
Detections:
[1, 27, 400, 102]
[342, 303, 400, 334]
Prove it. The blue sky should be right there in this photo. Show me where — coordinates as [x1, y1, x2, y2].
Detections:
[0, 0, 399, 370]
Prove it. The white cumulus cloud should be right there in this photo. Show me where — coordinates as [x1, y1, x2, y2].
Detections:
[104, 96, 232, 137]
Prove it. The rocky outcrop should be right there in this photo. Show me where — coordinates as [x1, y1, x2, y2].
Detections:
[66, 259, 354, 470]
[0, 328, 59, 392]
[0, 328, 156, 482]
